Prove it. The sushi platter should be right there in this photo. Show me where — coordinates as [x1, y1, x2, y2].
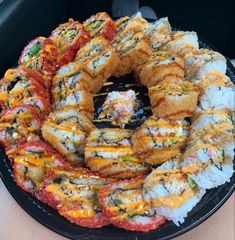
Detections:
[0, 12, 234, 240]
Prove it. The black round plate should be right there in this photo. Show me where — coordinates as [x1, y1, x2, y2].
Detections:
[0, 38, 234, 240]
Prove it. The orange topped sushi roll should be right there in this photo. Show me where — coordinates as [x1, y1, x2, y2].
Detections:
[19, 36, 58, 78]
[50, 18, 90, 66]
[83, 12, 116, 41]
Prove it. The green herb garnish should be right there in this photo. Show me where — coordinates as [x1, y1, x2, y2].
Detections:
[91, 21, 101, 29]
[188, 177, 197, 190]
[28, 42, 41, 57]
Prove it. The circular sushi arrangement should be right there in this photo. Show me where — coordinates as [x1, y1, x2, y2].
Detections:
[0, 12, 234, 233]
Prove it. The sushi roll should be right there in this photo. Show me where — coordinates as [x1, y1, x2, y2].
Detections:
[143, 170, 205, 226]
[145, 17, 172, 51]
[13, 140, 67, 195]
[75, 35, 111, 63]
[113, 31, 151, 77]
[131, 116, 189, 165]
[198, 84, 235, 111]
[161, 31, 199, 58]
[49, 18, 90, 66]
[113, 13, 148, 46]
[53, 89, 94, 121]
[52, 62, 93, 104]
[0, 67, 51, 115]
[99, 176, 166, 232]
[184, 49, 227, 80]
[39, 167, 112, 228]
[194, 71, 231, 89]
[188, 110, 234, 146]
[0, 105, 42, 161]
[19, 36, 58, 78]
[42, 107, 95, 165]
[135, 51, 184, 87]
[181, 143, 234, 190]
[85, 128, 150, 178]
[98, 90, 137, 128]
[85, 47, 119, 92]
[148, 81, 200, 119]
[83, 12, 116, 41]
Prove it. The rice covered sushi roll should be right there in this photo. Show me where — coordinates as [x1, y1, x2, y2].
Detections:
[135, 51, 184, 87]
[42, 107, 95, 165]
[99, 176, 166, 232]
[53, 89, 94, 121]
[184, 49, 227, 80]
[83, 12, 116, 41]
[181, 143, 234, 190]
[198, 84, 235, 111]
[39, 167, 112, 228]
[98, 90, 137, 128]
[145, 17, 172, 50]
[49, 18, 90, 66]
[189, 110, 234, 146]
[113, 31, 151, 77]
[52, 62, 93, 105]
[85, 128, 150, 178]
[13, 140, 67, 195]
[19, 37, 58, 78]
[0, 105, 42, 161]
[143, 170, 205, 226]
[149, 81, 200, 119]
[161, 31, 199, 58]
[0, 67, 51, 115]
[131, 116, 189, 165]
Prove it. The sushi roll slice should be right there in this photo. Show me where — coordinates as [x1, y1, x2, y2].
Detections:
[161, 31, 199, 58]
[42, 107, 95, 165]
[198, 84, 235, 111]
[98, 90, 137, 128]
[131, 116, 189, 165]
[188, 110, 234, 146]
[75, 35, 111, 63]
[19, 37, 58, 78]
[52, 62, 93, 104]
[145, 17, 172, 51]
[148, 81, 200, 119]
[113, 31, 151, 77]
[99, 176, 166, 232]
[13, 140, 67, 195]
[135, 51, 184, 87]
[85, 48, 119, 92]
[39, 167, 112, 228]
[143, 170, 205, 226]
[184, 49, 227, 80]
[113, 13, 148, 46]
[53, 89, 94, 121]
[181, 143, 234, 190]
[85, 128, 150, 179]
[49, 18, 90, 66]
[0, 105, 43, 161]
[83, 12, 116, 41]
[0, 67, 51, 115]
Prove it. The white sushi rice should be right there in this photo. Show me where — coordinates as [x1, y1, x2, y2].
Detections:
[181, 143, 234, 190]
[199, 86, 235, 111]
[189, 164, 234, 190]
[154, 189, 205, 226]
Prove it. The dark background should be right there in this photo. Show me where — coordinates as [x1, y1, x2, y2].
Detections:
[0, 0, 234, 76]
